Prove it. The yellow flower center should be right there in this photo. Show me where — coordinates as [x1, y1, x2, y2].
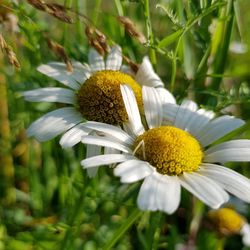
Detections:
[208, 208, 245, 235]
[134, 126, 203, 176]
[76, 70, 142, 125]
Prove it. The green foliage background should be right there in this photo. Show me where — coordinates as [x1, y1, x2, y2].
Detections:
[1, 0, 250, 249]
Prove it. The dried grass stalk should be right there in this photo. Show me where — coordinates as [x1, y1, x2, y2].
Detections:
[27, 0, 73, 23]
[47, 38, 73, 72]
[117, 16, 146, 44]
[85, 26, 110, 55]
[0, 33, 20, 69]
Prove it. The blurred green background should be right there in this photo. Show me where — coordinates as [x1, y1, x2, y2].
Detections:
[1, 0, 250, 249]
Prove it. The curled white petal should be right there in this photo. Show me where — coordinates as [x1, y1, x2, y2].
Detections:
[59, 123, 90, 148]
[83, 121, 134, 145]
[135, 57, 163, 87]
[120, 85, 145, 137]
[81, 135, 132, 153]
[114, 159, 153, 183]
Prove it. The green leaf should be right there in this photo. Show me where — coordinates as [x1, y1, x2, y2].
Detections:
[103, 208, 142, 250]
[157, 29, 184, 48]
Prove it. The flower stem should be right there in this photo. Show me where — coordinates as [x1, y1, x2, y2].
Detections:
[0, 58, 15, 205]
[142, 0, 157, 67]
[216, 237, 225, 250]
[186, 199, 204, 248]
[103, 208, 143, 250]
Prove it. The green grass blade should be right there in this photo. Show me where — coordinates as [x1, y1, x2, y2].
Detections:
[103, 208, 142, 250]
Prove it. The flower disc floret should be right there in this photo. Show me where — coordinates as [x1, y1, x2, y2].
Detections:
[77, 70, 142, 125]
[208, 208, 245, 235]
[134, 126, 203, 175]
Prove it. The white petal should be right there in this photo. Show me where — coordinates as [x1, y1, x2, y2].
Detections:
[120, 85, 145, 136]
[196, 116, 245, 147]
[103, 147, 121, 171]
[105, 45, 122, 70]
[143, 86, 162, 128]
[22, 87, 75, 104]
[81, 154, 134, 168]
[135, 57, 164, 87]
[184, 109, 215, 137]
[180, 99, 198, 111]
[241, 224, 250, 247]
[155, 173, 181, 214]
[86, 144, 102, 178]
[71, 61, 91, 83]
[174, 106, 198, 130]
[59, 123, 90, 148]
[163, 103, 179, 123]
[173, 100, 199, 129]
[88, 49, 105, 71]
[114, 160, 153, 183]
[156, 88, 176, 104]
[37, 62, 82, 90]
[120, 65, 134, 76]
[137, 174, 158, 211]
[27, 107, 82, 141]
[83, 121, 134, 145]
[205, 139, 250, 155]
[137, 172, 181, 214]
[179, 172, 229, 209]
[204, 145, 250, 162]
[199, 163, 250, 202]
[104, 147, 119, 155]
[81, 135, 132, 153]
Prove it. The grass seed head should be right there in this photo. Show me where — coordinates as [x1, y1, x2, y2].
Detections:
[117, 16, 146, 44]
[47, 38, 73, 72]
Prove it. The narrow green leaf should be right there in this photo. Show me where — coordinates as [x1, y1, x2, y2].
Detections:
[157, 29, 184, 48]
[103, 208, 142, 250]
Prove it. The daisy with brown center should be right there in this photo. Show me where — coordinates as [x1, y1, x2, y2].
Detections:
[80, 85, 250, 214]
[22, 45, 175, 148]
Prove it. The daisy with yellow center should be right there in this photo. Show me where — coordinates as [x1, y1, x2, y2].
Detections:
[80, 85, 250, 214]
[22, 45, 175, 149]
[208, 207, 250, 246]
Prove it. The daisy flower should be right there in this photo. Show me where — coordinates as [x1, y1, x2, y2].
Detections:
[208, 207, 250, 247]
[22, 45, 175, 148]
[80, 85, 250, 214]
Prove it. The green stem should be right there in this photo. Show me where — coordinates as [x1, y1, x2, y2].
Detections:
[75, 0, 83, 43]
[0, 65, 15, 205]
[92, 0, 102, 25]
[209, 0, 234, 91]
[114, 0, 125, 38]
[103, 208, 143, 250]
[216, 237, 225, 250]
[115, 0, 124, 16]
[187, 199, 204, 247]
[63, 0, 73, 46]
[170, 40, 179, 92]
[143, 0, 156, 67]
